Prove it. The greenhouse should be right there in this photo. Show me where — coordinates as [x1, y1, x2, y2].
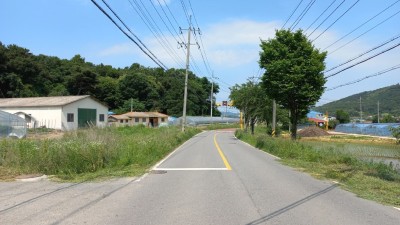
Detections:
[0, 110, 27, 139]
[335, 123, 399, 137]
[171, 116, 240, 126]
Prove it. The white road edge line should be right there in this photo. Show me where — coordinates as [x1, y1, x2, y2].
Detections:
[234, 136, 281, 160]
[153, 168, 228, 171]
[394, 207, 400, 211]
[151, 131, 208, 171]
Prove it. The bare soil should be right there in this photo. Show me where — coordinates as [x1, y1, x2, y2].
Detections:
[298, 126, 330, 137]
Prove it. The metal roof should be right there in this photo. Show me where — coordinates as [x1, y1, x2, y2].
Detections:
[0, 95, 93, 108]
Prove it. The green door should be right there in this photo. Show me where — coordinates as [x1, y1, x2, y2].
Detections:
[78, 108, 97, 128]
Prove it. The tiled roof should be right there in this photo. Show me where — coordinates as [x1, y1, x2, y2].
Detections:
[123, 112, 169, 118]
[109, 115, 131, 120]
[0, 96, 91, 107]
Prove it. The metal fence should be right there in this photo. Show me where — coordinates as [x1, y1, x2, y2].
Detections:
[0, 110, 27, 138]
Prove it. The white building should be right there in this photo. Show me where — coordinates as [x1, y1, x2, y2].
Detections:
[0, 95, 108, 131]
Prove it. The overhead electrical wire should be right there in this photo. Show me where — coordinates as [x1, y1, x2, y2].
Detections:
[180, 0, 191, 26]
[326, 64, 400, 91]
[328, 8, 400, 55]
[128, 0, 185, 68]
[307, 0, 346, 38]
[323, 0, 400, 51]
[304, 0, 337, 33]
[325, 41, 400, 79]
[312, 0, 361, 42]
[281, 0, 304, 29]
[99, 0, 167, 69]
[325, 33, 400, 73]
[188, 0, 213, 76]
[136, 0, 185, 65]
[290, 0, 317, 31]
[90, 0, 167, 69]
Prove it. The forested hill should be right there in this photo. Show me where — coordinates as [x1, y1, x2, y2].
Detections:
[0, 42, 220, 117]
[314, 84, 400, 117]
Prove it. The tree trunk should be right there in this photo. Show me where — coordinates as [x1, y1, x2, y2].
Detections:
[250, 118, 255, 135]
[290, 109, 298, 140]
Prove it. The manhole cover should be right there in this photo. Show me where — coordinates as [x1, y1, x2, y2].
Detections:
[150, 170, 167, 174]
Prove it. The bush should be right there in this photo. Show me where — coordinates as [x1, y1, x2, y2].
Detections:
[389, 126, 400, 144]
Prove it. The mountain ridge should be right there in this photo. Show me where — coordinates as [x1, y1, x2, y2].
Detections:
[314, 84, 400, 117]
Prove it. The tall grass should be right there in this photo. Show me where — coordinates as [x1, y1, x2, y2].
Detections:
[0, 126, 200, 180]
[235, 128, 400, 206]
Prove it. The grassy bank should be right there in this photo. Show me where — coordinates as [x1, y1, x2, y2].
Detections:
[235, 128, 400, 206]
[0, 126, 200, 181]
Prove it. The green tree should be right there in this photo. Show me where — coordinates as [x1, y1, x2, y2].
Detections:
[259, 29, 327, 139]
[381, 113, 396, 123]
[336, 109, 350, 123]
[230, 80, 272, 135]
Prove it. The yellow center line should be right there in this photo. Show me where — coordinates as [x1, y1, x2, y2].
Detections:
[214, 133, 232, 171]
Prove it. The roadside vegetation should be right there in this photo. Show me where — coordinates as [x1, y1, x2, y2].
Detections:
[236, 127, 400, 206]
[0, 126, 200, 181]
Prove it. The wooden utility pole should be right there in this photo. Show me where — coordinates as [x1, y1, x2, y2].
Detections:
[272, 100, 276, 137]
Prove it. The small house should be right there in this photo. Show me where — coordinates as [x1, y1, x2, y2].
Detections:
[109, 112, 168, 127]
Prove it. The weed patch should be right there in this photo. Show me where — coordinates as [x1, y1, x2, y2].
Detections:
[0, 126, 200, 181]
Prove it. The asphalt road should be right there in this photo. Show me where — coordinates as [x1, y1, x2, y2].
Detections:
[1, 130, 399, 225]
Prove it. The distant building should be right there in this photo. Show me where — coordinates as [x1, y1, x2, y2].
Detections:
[0, 95, 108, 130]
[108, 112, 168, 127]
[307, 110, 327, 127]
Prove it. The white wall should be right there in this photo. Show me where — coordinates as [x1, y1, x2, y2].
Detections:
[62, 98, 108, 130]
[1, 107, 62, 129]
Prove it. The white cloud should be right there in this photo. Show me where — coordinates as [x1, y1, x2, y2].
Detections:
[98, 43, 139, 57]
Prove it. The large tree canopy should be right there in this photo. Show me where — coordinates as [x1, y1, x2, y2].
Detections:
[259, 29, 327, 139]
[0, 42, 219, 117]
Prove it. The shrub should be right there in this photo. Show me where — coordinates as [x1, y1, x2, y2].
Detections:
[389, 126, 400, 144]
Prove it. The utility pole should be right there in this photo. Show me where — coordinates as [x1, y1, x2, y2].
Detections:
[377, 100, 380, 123]
[360, 96, 362, 123]
[178, 16, 199, 132]
[272, 100, 276, 137]
[210, 74, 217, 120]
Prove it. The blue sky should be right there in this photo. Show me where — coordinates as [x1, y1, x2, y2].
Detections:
[1, 0, 399, 107]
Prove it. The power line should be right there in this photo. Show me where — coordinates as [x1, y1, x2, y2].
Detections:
[290, 0, 317, 31]
[99, 0, 167, 69]
[304, 0, 337, 33]
[188, 0, 213, 76]
[326, 64, 400, 91]
[180, 0, 191, 25]
[307, 0, 346, 38]
[90, 0, 167, 69]
[325, 41, 400, 78]
[312, 0, 361, 42]
[323, 0, 400, 51]
[128, 0, 185, 68]
[281, 0, 304, 29]
[325, 33, 400, 73]
[328, 8, 400, 55]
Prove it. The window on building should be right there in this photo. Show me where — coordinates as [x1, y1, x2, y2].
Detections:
[99, 114, 105, 122]
[125, 119, 129, 123]
[135, 118, 139, 122]
[120, 120, 123, 123]
[67, 113, 74, 122]
[161, 118, 165, 122]
[142, 118, 147, 122]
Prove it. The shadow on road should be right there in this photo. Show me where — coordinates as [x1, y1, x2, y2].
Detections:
[246, 184, 338, 225]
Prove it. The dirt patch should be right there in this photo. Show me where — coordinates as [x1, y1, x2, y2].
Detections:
[298, 126, 330, 137]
